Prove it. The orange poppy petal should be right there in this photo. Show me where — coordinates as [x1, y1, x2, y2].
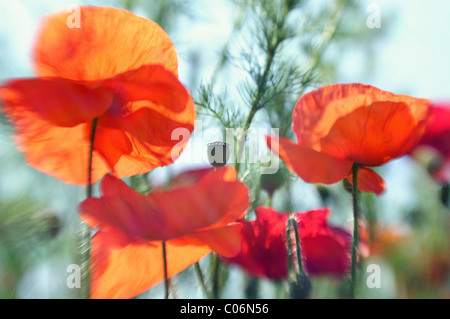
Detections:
[94, 65, 196, 177]
[293, 84, 430, 156]
[0, 98, 110, 184]
[0, 78, 113, 127]
[103, 65, 189, 115]
[266, 135, 352, 184]
[90, 227, 210, 299]
[346, 166, 386, 195]
[189, 222, 244, 258]
[33, 6, 178, 81]
[79, 167, 249, 241]
[320, 98, 430, 166]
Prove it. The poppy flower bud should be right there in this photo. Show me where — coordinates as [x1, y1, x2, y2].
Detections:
[316, 184, 332, 204]
[260, 164, 288, 197]
[31, 212, 60, 238]
[440, 183, 450, 208]
[289, 273, 312, 299]
[207, 142, 230, 168]
[343, 177, 353, 194]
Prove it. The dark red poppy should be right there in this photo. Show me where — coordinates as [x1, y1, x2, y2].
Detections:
[223, 206, 352, 279]
[412, 102, 450, 182]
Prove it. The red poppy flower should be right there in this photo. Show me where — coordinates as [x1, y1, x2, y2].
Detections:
[412, 103, 450, 182]
[223, 206, 352, 279]
[78, 166, 249, 299]
[0, 6, 195, 185]
[267, 83, 431, 195]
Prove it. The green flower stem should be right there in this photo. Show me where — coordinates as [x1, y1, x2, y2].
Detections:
[267, 194, 273, 208]
[286, 218, 293, 278]
[235, 47, 277, 174]
[162, 241, 169, 299]
[86, 118, 98, 198]
[351, 163, 360, 298]
[289, 216, 305, 275]
[211, 253, 221, 299]
[286, 214, 310, 299]
[81, 117, 98, 299]
[195, 262, 212, 298]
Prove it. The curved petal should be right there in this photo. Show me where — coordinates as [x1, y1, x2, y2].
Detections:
[94, 65, 196, 177]
[320, 99, 430, 166]
[79, 167, 249, 241]
[189, 222, 244, 258]
[294, 209, 331, 237]
[266, 135, 352, 184]
[301, 233, 351, 277]
[295, 209, 351, 277]
[33, 6, 178, 81]
[293, 84, 430, 156]
[253, 206, 289, 237]
[346, 166, 386, 195]
[89, 227, 210, 299]
[103, 65, 189, 116]
[418, 103, 450, 156]
[166, 167, 214, 188]
[0, 67, 196, 185]
[0, 94, 110, 184]
[223, 207, 289, 280]
[0, 78, 113, 127]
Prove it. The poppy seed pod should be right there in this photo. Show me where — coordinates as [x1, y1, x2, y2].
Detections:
[260, 164, 287, 197]
[207, 142, 230, 168]
[289, 273, 312, 299]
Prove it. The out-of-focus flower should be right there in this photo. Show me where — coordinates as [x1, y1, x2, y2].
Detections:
[359, 222, 411, 257]
[0, 6, 195, 185]
[79, 166, 249, 299]
[411, 102, 450, 183]
[267, 83, 431, 195]
[223, 207, 352, 280]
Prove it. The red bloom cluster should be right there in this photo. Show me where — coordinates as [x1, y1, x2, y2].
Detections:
[224, 207, 352, 279]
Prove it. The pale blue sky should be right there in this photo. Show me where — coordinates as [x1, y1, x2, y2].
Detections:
[1, 0, 448, 97]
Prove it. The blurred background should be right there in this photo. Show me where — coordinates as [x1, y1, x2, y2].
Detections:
[0, 0, 449, 298]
